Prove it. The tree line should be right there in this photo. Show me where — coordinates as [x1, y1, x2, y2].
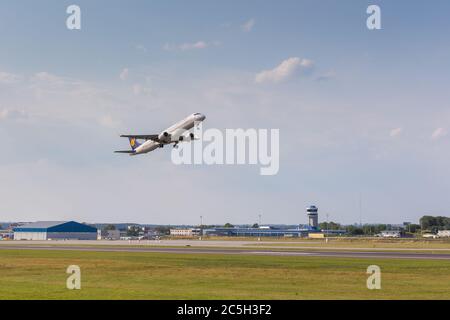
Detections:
[319, 215, 449, 235]
[420, 216, 450, 232]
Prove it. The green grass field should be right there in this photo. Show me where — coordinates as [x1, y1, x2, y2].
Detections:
[0, 249, 449, 300]
[245, 238, 450, 251]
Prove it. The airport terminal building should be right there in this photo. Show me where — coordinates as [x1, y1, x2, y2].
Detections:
[203, 226, 315, 238]
[13, 221, 97, 240]
[204, 205, 327, 238]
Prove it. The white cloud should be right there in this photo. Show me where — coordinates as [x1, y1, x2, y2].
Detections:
[120, 68, 129, 81]
[163, 41, 220, 52]
[242, 18, 255, 32]
[1, 70, 126, 125]
[32, 72, 63, 83]
[30, 72, 73, 89]
[390, 127, 402, 137]
[431, 127, 448, 140]
[0, 71, 21, 84]
[180, 41, 208, 51]
[255, 57, 314, 84]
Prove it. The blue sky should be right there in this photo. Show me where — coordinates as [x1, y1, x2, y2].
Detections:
[1, 0, 450, 225]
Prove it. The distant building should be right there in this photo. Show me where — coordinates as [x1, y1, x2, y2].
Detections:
[98, 229, 121, 240]
[380, 230, 402, 238]
[306, 205, 319, 230]
[13, 221, 97, 240]
[321, 229, 347, 236]
[437, 230, 450, 238]
[308, 233, 325, 239]
[170, 228, 201, 237]
[127, 225, 145, 231]
[0, 230, 13, 240]
[144, 229, 160, 239]
[199, 204, 342, 238]
[203, 226, 313, 238]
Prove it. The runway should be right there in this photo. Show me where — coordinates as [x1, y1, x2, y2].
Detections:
[1, 243, 450, 260]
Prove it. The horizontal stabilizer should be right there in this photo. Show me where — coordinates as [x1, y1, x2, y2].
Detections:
[114, 150, 136, 154]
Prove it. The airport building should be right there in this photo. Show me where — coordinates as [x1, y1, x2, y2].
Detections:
[306, 205, 319, 230]
[203, 205, 333, 238]
[98, 229, 121, 240]
[0, 230, 13, 240]
[13, 221, 97, 240]
[202, 225, 314, 238]
[170, 228, 201, 237]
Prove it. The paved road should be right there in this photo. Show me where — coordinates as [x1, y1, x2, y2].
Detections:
[1, 244, 450, 260]
[2, 239, 450, 251]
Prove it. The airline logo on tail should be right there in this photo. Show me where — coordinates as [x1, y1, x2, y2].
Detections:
[129, 137, 141, 150]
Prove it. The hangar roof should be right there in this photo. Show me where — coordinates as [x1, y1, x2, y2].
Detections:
[13, 221, 97, 233]
[17, 221, 67, 229]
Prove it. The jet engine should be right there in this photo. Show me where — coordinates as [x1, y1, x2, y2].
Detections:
[158, 131, 171, 143]
[178, 132, 195, 142]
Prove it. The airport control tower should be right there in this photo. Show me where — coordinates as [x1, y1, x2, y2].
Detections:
[306, 205, 319, 230]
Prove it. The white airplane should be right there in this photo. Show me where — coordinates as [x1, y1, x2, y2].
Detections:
[115, 113, 206, 156]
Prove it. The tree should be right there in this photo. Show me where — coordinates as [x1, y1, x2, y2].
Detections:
[155, 226, 170, 235]
[420, 216, 436, 231]
[408, 224, 421, 233]
[224, 223, 234, 228]
[361, 224, 388, 235]
[319, 221, 342, 231]
[346, 225, 364, 236]
[420, 215, 450, 232]
[127, 226, 141, 237]
[103, 224, 116, 231]
[252, 223, 259, 228]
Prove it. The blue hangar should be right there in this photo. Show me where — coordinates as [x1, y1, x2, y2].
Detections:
[13, 221, 97, 240]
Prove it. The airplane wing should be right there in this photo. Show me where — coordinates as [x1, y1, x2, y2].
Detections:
[120, 134, 160, 141]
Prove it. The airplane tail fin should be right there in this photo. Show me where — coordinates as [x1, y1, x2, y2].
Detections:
[128, 137, 141, 150]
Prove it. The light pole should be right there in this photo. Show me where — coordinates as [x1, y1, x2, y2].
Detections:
[258, 214, 262, 241]
[326, 213, 329, 237]
[199, 215, 204, 240]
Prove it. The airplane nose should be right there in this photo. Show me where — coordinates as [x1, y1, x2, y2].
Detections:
[196, 114, 206, 121]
